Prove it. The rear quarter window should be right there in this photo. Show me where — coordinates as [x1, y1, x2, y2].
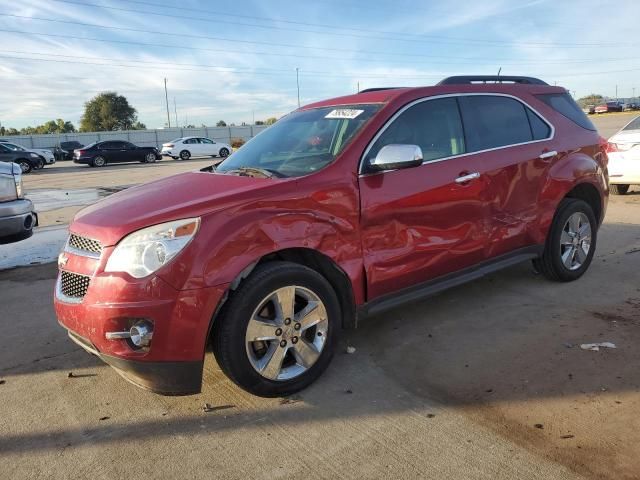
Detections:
[536, 93, 596, 131]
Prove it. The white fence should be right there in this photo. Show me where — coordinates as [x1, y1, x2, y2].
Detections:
[2, 125, 269, 150]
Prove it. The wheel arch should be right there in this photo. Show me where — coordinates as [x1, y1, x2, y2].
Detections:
[564, 182, 603, 225]
[206, 247, 358, 348]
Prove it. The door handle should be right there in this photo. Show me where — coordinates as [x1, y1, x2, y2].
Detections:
[455, 172, 480, 184]
[539, 150, 557, 160]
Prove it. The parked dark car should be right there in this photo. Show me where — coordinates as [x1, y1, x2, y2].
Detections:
[0, 142, 41, 173]
[73, 141, 162, 167]
[0, 161, 37, 244]
[54, 141, 84, 161]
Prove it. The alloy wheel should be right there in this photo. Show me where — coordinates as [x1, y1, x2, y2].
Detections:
[560, 212, 592, 270]
[245, 286, 328, 381]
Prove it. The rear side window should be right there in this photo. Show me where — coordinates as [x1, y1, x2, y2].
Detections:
[458, 96, 533, 151]
[368, 97, 465, 163]
[526, 108, 552, 140]
[536, 93, 596, 131]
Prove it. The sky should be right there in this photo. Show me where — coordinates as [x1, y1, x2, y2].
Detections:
[0, 0, 639, 129]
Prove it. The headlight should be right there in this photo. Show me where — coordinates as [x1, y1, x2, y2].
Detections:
[30, 153, 39, 158]
[105, 218, 200, 278]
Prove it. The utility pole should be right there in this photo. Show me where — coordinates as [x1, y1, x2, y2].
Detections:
[296, 67, 300, 108]
[164, 78, 171, 128]
[615, 84, 618, 101]
[633, 87, 636, 101]
[173, 98, 178, 127]
[252, 110, 255, 125]
[357, 81, 360, 93]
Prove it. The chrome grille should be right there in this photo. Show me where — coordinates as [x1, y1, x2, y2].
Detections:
[68, 233, 102, 255]
[60, 271, 91, 299]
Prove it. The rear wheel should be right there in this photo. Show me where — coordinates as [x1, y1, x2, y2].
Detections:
[179, 150, 191, 160]
[534, 198, 597, 282]
[212, 261, 339, 397]
[610, 184, 630, 195]
[92, 155, 106, 167]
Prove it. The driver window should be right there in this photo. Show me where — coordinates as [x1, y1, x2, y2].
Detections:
[368, 97, 466, 165]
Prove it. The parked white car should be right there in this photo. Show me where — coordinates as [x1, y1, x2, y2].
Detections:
[161, 137, 232, 160]
[607, 116, 640, 194]
[0, 140, 56, 167]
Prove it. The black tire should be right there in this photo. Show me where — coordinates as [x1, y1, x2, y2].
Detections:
[219, 147, 230, 158]
[35, 158, 45, 170]
[17, 159, 32, 174]
[534, 198, 597, 282]
[92, 155, 107, 167]
[144, 152, 157, 163]
[610, 184, 630, 195]
[179, 150, 190, 160]
[212, 261, 340, 397]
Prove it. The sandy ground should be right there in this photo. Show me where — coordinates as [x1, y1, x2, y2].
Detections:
[1, 114, 639, 479]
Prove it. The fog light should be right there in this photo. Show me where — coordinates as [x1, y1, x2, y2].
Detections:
[130, 321, 154, 347]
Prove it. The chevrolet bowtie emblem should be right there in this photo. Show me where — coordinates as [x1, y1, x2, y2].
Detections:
[58, 253, 68, 267]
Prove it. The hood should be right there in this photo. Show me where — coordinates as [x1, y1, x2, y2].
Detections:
[71, 171, 283, 246]
[30, 148, 53, 156]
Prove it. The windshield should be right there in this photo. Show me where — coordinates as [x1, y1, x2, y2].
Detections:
[216, 104, 380, 178]
[2, 143, 25, 152]
[622, 116, 640, 131]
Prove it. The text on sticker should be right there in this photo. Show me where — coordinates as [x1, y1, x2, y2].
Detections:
[325, 109, 364, 119]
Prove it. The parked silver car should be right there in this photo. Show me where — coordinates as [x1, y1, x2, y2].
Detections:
[0, 161, 37, 244]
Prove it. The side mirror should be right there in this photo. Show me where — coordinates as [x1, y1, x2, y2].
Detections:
[369, 144, 423, 171]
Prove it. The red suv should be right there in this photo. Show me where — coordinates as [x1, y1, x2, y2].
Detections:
[54, 76, 609, 397]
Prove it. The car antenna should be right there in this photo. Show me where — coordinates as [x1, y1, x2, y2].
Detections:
[496, 67, 502, 83]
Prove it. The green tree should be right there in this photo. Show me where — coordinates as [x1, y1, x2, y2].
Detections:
[265, 117, 277, 125]
[255, 120, 265, 125]
[577, 94, 605, 109]
[80, 92, 140, 131]
[216, 120, 227, 127]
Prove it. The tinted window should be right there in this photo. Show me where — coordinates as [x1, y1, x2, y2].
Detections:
[459, 96, 532, 152]
[200, 138, 214, 144]
[536, 93, 596, 131]
[526, 108, 551, 140]
[184, 138, 197, 144]
[622, 116, 640, 131]
[0, 144, 10, 153]
[368, 97, 465, 165]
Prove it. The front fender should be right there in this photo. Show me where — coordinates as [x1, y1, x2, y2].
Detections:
[156, 176, 365, 304]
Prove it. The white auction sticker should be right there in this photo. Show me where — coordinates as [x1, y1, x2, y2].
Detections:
[325, 109, 364, 119]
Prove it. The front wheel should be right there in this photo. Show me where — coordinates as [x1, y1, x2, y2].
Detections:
[219, 147, 230, 158]
[534, 198, 597, 282]
[610, 184, 630, 195]
[212, 261, 339, 397]
[17, 160, 32, 174]
[145, 152, 157, 163]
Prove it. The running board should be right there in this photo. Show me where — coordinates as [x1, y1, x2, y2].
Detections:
[359, 246, 543, 318]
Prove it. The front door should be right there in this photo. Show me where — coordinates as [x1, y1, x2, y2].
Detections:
[358, 96, 491, 300]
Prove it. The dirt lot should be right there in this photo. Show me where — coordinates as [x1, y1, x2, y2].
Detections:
[1, 116, 639, 479]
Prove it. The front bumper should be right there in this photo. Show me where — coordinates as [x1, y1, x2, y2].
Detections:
[0, 198, 37, 239]
[54, 257, 228, 395]
[66, 328, 204, 395]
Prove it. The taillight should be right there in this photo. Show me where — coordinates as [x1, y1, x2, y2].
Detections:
[606, 142, 619, 153]
[77, 149, 86, 155]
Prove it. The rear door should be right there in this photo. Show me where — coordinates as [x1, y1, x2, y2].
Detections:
[359, 96, 491, 300]
[457, 94, 554, 257]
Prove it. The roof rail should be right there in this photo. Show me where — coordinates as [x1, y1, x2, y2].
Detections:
[358, 87, 403, 93]
[438, 75, 548, 86]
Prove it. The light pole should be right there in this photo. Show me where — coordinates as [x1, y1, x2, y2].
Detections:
[164, 78, 171, 128]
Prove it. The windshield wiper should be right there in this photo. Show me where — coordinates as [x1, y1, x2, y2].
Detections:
[224, 166, 284, 178]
